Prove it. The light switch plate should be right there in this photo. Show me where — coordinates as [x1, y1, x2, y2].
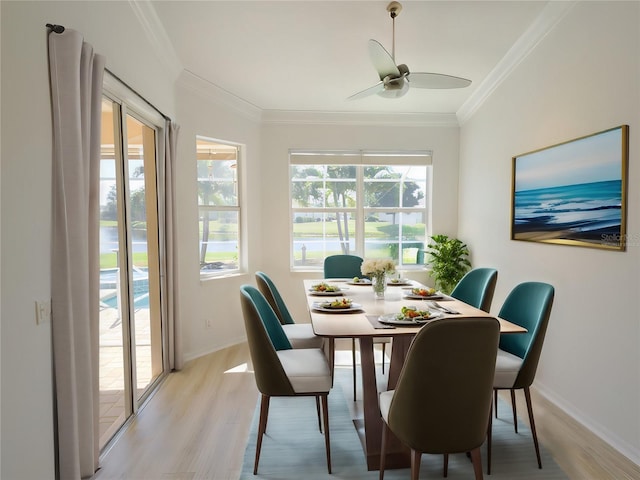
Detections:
[36, 300, 51, 325]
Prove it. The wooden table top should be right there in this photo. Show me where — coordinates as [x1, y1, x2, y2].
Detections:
[303, 279, 526, 336]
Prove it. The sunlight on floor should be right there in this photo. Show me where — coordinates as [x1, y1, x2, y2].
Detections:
[225, 362, 250, 373]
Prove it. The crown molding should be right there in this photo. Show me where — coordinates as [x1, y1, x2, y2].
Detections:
[178, 70, 263, 123]
[457, 1, 577, 125]
[178, 69, 459, 127]
[128, 0, 183, 79]
[261, 110, 460, 127]
[132, 0, 573, 128]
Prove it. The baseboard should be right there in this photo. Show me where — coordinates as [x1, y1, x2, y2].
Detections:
[182, 337, 246, 363]
[527, 383, 640, 478]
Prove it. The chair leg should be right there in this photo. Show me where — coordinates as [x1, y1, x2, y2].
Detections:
[524, 387, 542, 469]
[443, 453, 449, 477]
[379, 422, 388, 480]
[254, 394, 270, 475]
[381, 342, 386, 374]
[328, 338, 335, 386]
[352, 338, 357, 401]
[510, 389, 518, 433]
[487, 396, 493, 475]
[321, 394, 332, 474]
[494, 389, 498, 418]
[316, 396, 322, 432]
[410, 449, 422, 480]
[470, 447, 484, 480]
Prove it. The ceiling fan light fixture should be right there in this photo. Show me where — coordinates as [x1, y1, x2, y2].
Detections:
[379, 78, 409, 98]
[347, 1, 471, 101]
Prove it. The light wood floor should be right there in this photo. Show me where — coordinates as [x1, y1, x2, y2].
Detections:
[93, 341, 640, 480]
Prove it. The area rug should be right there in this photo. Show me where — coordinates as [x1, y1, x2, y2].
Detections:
[241, 366, 568, 479]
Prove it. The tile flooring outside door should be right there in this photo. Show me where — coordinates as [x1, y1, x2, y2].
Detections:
[99, 303, 152, 448]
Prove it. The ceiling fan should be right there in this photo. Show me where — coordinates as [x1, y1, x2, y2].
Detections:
[348, 1, 472, 100]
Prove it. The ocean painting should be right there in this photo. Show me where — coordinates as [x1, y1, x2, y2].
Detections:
[511, 126, 628, 250]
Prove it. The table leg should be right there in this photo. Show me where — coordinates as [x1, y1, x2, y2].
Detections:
[387, 335, 412, 390]
[358, 337, 410, 470]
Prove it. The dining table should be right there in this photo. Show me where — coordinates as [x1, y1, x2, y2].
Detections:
[302, 277, 527, 471]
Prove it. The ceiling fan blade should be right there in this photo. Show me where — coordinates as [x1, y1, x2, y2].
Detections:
[347, 81, 385, 101]
[407, 72, 472, 89]
[368, 39, 400, 80]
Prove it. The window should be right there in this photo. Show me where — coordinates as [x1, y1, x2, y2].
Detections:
[196, 137, 241, 277]
[290, 150, 431, 270]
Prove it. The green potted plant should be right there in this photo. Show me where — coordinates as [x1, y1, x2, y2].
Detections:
[427, 234, 471, 294]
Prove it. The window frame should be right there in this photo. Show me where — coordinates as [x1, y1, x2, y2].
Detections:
[289, 150, 432, 272]
[196, 136, 243, 280]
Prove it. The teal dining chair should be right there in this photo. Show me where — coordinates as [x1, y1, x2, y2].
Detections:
[323, 255, 390, 401]
[239, 285, 333, 474]
[488, 281, 555, 474]
[255, 271, 324, 349]
[450, 268, 498, 313]
[323, 254, 364, 279]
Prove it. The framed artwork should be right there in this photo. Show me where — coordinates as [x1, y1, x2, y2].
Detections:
[511, 125, 629, 250]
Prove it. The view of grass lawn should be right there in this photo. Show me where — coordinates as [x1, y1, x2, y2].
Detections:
[292, 219, 425, 238]
[100, 252, 150, 269]
[99, 218, 425, 270]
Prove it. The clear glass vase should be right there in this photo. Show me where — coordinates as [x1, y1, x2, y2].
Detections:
[371, 272, 387, 299]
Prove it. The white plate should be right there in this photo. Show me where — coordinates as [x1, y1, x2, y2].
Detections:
[308, 288, 343, 296]
[378, 311, 442, 326]
[346, 280, 371, 285]
[403, 294, 443, 300]
[309, 283, 342, 296]
[312, 302, 363, 313]
[387, 280, 412, 286]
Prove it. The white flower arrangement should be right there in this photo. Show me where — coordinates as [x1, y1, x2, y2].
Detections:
[361, 258, 396, 277]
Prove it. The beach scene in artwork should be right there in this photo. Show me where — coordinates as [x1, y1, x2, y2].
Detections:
[512, 128, 625, 246]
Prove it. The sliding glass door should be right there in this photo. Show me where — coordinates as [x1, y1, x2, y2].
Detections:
[98, 97, 165, 449]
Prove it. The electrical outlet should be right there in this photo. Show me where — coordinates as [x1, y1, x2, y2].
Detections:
[35, 299, 51, 325]
[205, 318, 213, 329]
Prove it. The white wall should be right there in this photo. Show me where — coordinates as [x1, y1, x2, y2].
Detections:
[174, 73, 263, 360]
[259, 121, 460, 324]
[0, 2, 177, 478]
[458, 1, 640, 462]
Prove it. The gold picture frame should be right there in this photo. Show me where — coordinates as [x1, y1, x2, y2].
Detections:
[511, 125, 629, 250]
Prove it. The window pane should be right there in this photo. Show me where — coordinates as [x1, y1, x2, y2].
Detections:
[364, 165, 426, 208]
[199, 209, 239, 270]
[291, 179, 327, 208]
[364, 178, 401, 208]
[365, 211, 427, 264]
[291, 164, 357, 208]
[325, 165, 357, 208]
[401, 166, 427, 208]
[292, 212, 356, 267]
[196, 158, 238, 206]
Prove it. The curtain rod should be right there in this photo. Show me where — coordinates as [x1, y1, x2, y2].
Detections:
[104, 69, 171, 122]
[46, 23, 172, 123]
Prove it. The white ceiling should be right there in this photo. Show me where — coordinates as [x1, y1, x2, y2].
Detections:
[148, 1, 555, 117]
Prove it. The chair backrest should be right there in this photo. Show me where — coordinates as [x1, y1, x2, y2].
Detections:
[387, 317, 500, 454]
[255, 271, 296, 325]
[240, 285, 292, 351]
[323, 254, 364, 278]
[240, 285, 294, 396]
[498, 282, 555, 389]
[450, 267, 498, 313]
